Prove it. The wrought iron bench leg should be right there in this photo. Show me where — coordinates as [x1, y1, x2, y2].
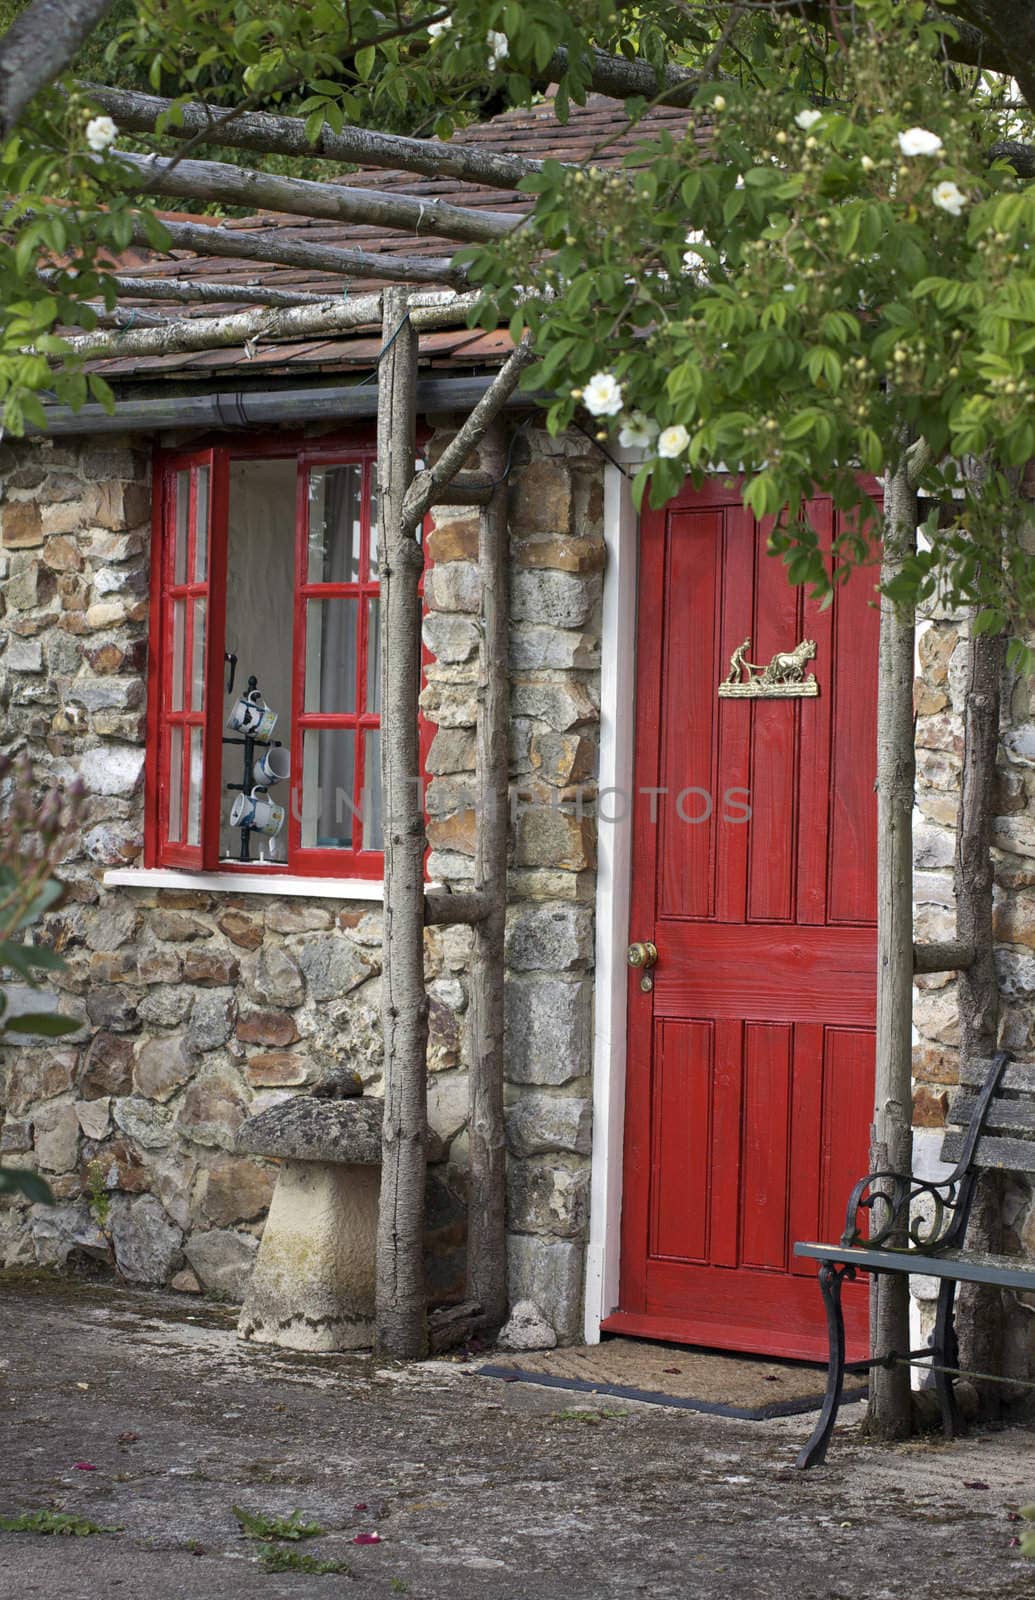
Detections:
[932, 1277, 962, 1439]
[796, 1262, 853, 1469]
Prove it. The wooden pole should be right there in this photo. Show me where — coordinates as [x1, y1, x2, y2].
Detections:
[465, 422, 511, 1329]
[125, 213, 465, 288]
[375, 286, 429, 1360]
[868, 455, 917, 1439]
[953, 619, 1006, 1414]
[111, 148, 519, 244]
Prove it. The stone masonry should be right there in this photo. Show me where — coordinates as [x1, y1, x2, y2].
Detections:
[0, 424, 602, 1341]
[913, 614, 1035, 1384]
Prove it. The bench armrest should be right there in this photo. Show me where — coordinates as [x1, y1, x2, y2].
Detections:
[840, 1170, 968, 1253]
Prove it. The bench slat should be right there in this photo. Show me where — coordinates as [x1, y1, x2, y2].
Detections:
[794, 1240, 1035, 1290]
[959, 1057, 1035, 1094]
[940, 1130, 1035, 1173]
[947, 1093, 1035, 1136]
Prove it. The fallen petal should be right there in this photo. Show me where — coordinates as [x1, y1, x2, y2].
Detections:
[73, 1462, 97, 1471]
[353, 1504, 367, 1512]
[964, 1481, 990, 1490]
[352, 1532, 381, 1545]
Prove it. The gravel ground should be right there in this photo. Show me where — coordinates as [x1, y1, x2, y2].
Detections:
[0, 1275, 1032, 1600]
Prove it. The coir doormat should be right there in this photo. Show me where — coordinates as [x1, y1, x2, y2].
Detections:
[478, 1337, 868, 1420]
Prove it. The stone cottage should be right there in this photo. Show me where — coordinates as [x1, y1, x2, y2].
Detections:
[1, 94, 1033, 1373]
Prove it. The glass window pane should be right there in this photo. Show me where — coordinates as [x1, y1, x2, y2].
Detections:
[305, 598, 357, 713]
[362, 729, 383, 852]
[168, 726, 183, 842]
[171, 599, 185, 712]
[187, 727, 203, 846]
[190, 598, 206, 709]
[368, 465, 379, 578]
[194, 465, 209, 582]
[301, 729, 356, 849]
[173, 469, 189, 584]
[366, 597, 381, 713]
[307, 465, 362, 584]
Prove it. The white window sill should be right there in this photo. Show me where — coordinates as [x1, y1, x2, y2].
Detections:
[102, 867, 385, 901]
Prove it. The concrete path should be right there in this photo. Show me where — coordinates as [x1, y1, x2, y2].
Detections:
[0, 1276, 1032, 1599]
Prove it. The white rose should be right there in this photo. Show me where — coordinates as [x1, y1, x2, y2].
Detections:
[795, 109, 822, 131]
[657, 424, 690, 459]
[428, 17, 452, 39]
[897, 127, 943, 157]
[618, 412, 660, 449]
[487, 30, 509, 68]
[85, 115, 117, 153]
[582, 371, 624, 418]
[932, 179, 966, 216]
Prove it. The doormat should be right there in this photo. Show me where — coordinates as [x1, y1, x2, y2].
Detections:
[477, 1337, 868, 1420]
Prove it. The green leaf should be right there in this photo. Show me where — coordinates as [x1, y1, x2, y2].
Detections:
[4, 1013, 81, 1037]
[354, 45, 376, 80]
[0, 1167, 53, 1204]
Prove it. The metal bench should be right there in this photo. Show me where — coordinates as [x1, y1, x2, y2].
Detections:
[794, 1050, 1035, 1468]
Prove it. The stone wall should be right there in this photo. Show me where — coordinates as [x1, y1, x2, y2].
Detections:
[912, 616, 1035, 1383]
[0, 424, 603, 1342]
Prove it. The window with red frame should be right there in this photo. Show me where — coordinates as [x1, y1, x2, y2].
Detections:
[147, 438, 407, 880]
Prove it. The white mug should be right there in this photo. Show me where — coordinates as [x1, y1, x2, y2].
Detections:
[229, 786, 285, 838]
[253, 744, 290, 788]
[227, 688, 277, 741]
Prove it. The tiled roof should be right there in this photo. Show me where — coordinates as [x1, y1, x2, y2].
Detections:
[90, 95, 695, 380]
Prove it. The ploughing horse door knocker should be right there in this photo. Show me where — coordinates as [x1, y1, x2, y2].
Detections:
[718, 637, 819, 698]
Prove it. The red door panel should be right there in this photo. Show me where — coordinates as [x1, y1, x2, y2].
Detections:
[605, 480, 879, 1362]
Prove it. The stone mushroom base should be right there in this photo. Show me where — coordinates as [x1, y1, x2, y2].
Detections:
[235, 1096, 382, 1353]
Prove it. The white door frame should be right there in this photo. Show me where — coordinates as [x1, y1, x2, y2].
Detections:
[583, 459, 641, 1342]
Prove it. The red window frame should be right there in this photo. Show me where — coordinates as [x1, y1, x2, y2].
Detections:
[146, 431, 429, 880]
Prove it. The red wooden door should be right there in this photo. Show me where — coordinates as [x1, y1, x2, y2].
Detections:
[605, 479, 879, 1362]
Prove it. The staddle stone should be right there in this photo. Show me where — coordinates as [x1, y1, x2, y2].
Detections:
[235, 1095, 382, 1353]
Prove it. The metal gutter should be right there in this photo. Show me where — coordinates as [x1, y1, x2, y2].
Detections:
[29, 375, 535, 437]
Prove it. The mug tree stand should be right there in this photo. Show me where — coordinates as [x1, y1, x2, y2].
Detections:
[224, 674, 284, 864]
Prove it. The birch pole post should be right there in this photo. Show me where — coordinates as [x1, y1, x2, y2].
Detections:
[375, 286, 429, 1360]
[868, 454, 918, 1439]
[465, 421, 511, 1328]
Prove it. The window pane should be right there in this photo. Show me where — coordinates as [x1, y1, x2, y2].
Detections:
[187, 727, 203, 846]
[190, 598, 206, 709]
[363, 728, 383, 851]
[168, 726, 183, 842]
[368, 465, 379, 578]
[224, 456, 295, 820]
[301, 728, 356, 849]
[171, 599, 185, 712]
[308, 465, 362, 584]
[173, 469, 189, 584]
[366, 597, 381, 713]
[194, 465, 209, 582]
[305, 598, 358, 714]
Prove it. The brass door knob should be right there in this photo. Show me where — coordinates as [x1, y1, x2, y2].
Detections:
[627, 941, 658, 970]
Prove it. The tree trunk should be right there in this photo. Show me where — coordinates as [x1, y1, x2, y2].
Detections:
[953, 620, 1006, 1415]
[375, 287, 428, 1360]
[868, 456, 917, 1439]
[0, 0, 115, 135]
[465, 422, 511, 1331]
